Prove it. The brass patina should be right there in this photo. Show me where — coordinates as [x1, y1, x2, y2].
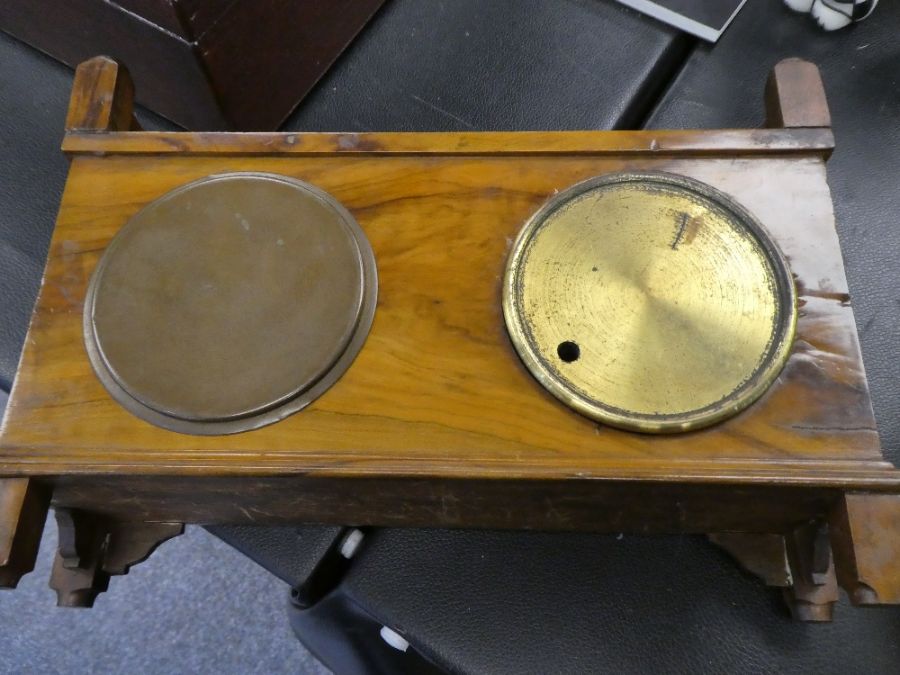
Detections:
[84, 172, 377, 434]
[503, 172, 796, 433]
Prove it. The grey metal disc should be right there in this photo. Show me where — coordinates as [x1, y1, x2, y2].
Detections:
[84, 172, 377, 435]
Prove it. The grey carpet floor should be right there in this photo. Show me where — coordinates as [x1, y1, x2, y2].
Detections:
[0, 520, 329, 674]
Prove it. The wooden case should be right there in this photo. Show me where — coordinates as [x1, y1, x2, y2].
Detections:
[1, 57, 899, 619]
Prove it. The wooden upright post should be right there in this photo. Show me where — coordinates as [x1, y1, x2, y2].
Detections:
[765, 58, 831, 129]
[64, 56, 141, 132]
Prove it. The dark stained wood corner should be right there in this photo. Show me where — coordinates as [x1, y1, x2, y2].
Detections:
[709, 533, 792, 588]
[1, 0, 386, 130]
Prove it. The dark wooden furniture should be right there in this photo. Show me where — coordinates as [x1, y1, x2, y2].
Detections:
[1, 56, 899, 618]
[0, 0, 386, 130]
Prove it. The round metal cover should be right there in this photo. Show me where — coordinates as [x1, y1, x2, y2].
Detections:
[503, 172, 796, 434]
[84, 172, 377, 435]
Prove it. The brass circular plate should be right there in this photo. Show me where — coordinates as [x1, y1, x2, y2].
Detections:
[84, 172, 377, 435]
[503, 172, 796, 433]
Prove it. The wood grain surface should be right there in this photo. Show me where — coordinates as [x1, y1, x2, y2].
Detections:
[0, 148, 886, 478]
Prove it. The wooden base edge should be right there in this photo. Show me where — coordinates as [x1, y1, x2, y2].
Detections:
[0, 478, 50, 588]
[710, 522, 838, 623]
[829, 493, 900, 605]
[713, 491, 900, 620]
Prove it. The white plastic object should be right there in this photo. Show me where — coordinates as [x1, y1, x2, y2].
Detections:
[339, 528, 365, 559]
[379, 626, 410, 652]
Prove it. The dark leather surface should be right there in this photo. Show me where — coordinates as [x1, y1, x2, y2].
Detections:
[283, 0, 685, 132]
[208, 524, 346, 589]
[299, 529, 900, 674]
[290, 593, 445, 675]
[0, 38, 70, 393]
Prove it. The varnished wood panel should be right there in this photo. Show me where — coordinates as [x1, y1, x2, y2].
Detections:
[47, 474, 842, 532]
[0, 148, 884, 479]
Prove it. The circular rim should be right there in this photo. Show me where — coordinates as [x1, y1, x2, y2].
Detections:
[502, 171, 797, 434]
[84, 171, 378, 435]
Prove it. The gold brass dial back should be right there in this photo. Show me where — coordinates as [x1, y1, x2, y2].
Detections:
[503, 172, 796, 433]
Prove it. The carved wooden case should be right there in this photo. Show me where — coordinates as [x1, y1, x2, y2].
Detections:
[1, 57, 898, 618]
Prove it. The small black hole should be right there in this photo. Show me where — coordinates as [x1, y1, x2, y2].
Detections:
[557, 341, 580, 363]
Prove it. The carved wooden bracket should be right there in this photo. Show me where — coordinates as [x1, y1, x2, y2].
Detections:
[49, 508, 183, 608]
[710, 490, 900, 622]
[711, 520, 840, 622]
[783, 521, 839, 622]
